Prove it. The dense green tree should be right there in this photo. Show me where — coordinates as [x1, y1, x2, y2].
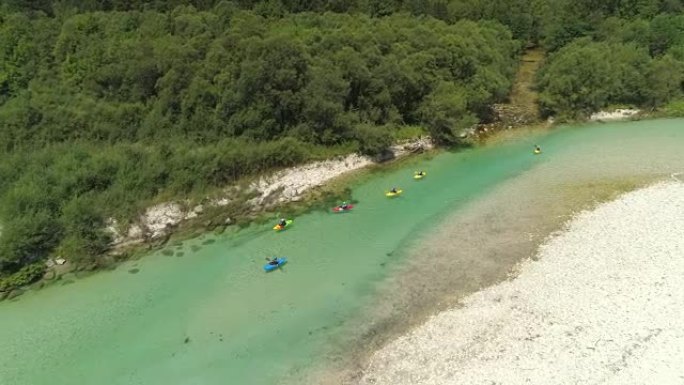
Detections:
[537, 38, 684, 116]
[537, 41, 619, 116]
[57, 197, 111, 262]
[644, 55, 684, 106]
[3, 0, 684, 283]
[0, 212, 62, 272]
[419, 82, 476, 143]
[0, 7, 520, 275]
[354, 123, 394, 156]
[648, 14, 684, 56]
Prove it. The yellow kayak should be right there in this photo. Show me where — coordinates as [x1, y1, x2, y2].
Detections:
[273, 219, 293, 231]
[385, 189, 403, 197]
[414, 172, 426, 180]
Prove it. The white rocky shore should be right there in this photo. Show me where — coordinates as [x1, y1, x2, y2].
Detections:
[359, 181, 684, 385]
[107, 137, 432, 248]
[590, 108, 640, 121]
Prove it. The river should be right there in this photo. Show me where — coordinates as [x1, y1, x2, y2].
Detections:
[1, 119, 683, 385]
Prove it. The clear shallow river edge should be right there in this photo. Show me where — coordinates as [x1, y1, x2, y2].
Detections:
[1, 119, 683, 385]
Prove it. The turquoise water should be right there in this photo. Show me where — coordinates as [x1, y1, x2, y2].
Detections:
[1, 119, 683, 385]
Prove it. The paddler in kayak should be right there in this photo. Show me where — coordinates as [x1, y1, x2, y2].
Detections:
[340, 201, 350, 210]
[268, 257, 279, 266]
[534, 145, 541, 154]
[416, 171, 425, 176]
[390, 187, 398, 194]
[277, 218, 287, 229]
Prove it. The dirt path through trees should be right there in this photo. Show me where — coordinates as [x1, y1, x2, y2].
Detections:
[509, 48, 544, 120]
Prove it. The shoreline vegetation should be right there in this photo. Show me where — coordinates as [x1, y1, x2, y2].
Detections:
[0, 109, 651, 299]
[1, 135, 437, 298]
[2, 1, 684, 296]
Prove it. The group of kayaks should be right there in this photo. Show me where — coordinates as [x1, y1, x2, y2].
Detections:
[263, 169, 428, 272]
[264, 146, 543, 271]
[385, 171, 426, 197]
[265, 144, 543, 271]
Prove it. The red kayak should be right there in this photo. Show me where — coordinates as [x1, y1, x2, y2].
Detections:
[332, 204, 354, 213]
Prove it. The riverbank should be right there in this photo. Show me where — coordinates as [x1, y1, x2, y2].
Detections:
[357, 181, 684, 384]
[55, 99, 683, 264]
[304, 118, 684, 385]
[3, 107, 653, 294]
[104, 137, 433, 248]
[25, 138, 433, 280]
[1, 104, 667, 296]
[2, 119, 684, 385]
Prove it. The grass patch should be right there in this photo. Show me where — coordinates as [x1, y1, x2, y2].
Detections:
[394, 126, 427, 141]
[662, 99, 684, 117]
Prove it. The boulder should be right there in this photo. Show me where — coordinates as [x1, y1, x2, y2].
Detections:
[7, 289, 25, 300]
[43, 269, 57, 281]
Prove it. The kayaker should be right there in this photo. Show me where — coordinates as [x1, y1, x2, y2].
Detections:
[341, 201, 349, 210]
[417, 171, 425, 176]
[390, 187, 398, 193]
[278, 218, 287, 228]
[534, 145, 541, 152]
[269, 258, 279, 265]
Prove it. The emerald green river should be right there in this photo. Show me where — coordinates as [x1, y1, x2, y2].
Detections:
[1, 119, 683, 385]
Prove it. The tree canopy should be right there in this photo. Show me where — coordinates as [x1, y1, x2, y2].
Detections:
[0, 3, 519, 279]
[1, 0, 684, 285]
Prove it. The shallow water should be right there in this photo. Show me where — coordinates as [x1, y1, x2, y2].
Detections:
[1, 119, 683, 385]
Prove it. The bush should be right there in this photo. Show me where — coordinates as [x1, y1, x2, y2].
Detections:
[662, 99, 684, 117]
[354, 124, 394, 156]
[0, 263, 46, 292]
[419, 82, 477, 144]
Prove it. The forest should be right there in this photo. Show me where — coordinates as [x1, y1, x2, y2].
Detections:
[1, 0, 683, 288]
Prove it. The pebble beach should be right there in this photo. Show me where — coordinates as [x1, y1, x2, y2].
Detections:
[359, 181, 684, 385]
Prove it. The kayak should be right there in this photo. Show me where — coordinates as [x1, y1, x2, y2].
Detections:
[332, 204, 354, 213]
[385, 189, 403, 197]
[264, 257, 287, 272]
[273, 219, 293, 231]
[414, 172, 426, 180]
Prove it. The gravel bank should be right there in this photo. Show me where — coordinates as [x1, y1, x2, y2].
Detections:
[359, 181, 684, 385]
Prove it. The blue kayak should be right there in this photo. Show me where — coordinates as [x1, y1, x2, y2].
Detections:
[263, 257, 287, 272]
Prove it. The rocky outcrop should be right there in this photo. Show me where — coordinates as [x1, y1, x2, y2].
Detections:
[141, 203, 184, 239]
[590, 108, 640, 121]
[248, 153, 372, 206]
